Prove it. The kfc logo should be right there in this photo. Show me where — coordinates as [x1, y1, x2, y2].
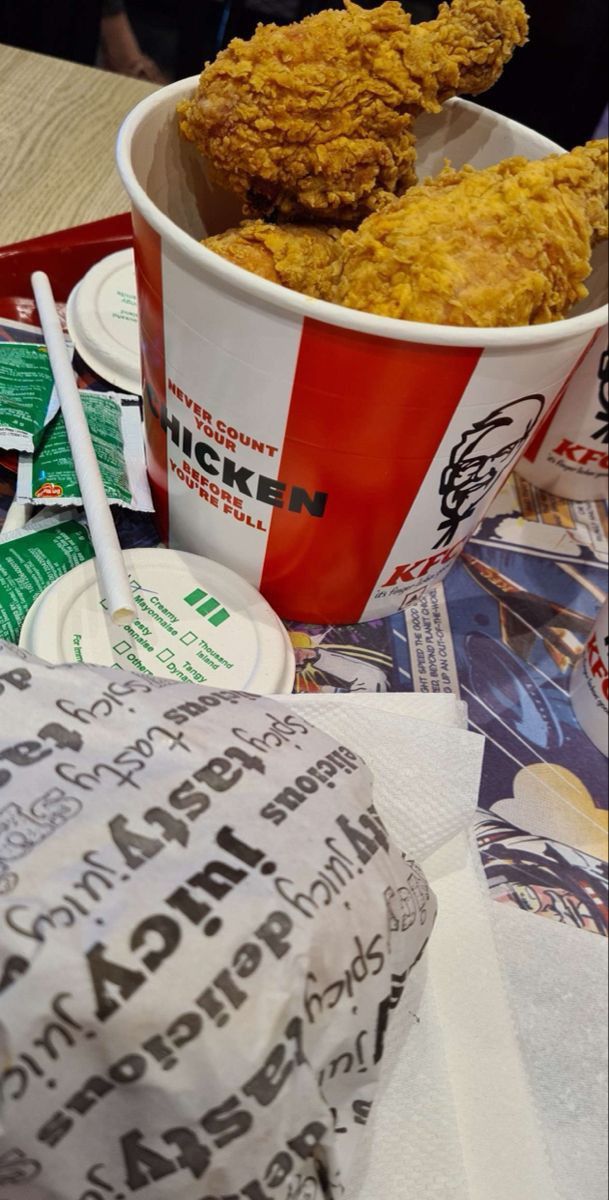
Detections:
[435, 394, 544, 547]
[592, 347, 609, 442]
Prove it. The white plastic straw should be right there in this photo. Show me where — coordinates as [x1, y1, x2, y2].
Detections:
[31, 271, 136, 626]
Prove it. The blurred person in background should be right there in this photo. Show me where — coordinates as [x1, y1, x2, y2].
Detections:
[0, 0, 168, 80]
[0, 0, 104, 64]
[120, 0, 203, 79]
[100, 0, 170, 79]
[103, 1, 442, 82]
[1, 0, 605, 144]
[218, 0, 438, 52]
[123, 0, 608, 147]
[469, 0, 608, 147]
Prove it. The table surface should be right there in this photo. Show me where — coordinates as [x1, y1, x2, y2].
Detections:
[0, 44, 157, 246]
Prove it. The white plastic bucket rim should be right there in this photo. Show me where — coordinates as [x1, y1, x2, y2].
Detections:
[116, 76, 609, 351]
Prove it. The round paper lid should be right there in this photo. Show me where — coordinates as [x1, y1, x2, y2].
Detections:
[66, 249, 141, 394]
[19, 548, 296, 694]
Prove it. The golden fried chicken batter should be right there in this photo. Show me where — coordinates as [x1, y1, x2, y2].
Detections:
[178, 0, 528, 221]
[332, 140, 609, 326]
[203, 220, 343, 296]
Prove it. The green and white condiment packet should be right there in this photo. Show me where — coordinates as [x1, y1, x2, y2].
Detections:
[0, 342, 59, 451]
[0, 512, 94, 642]
[17, 390, 154, 511]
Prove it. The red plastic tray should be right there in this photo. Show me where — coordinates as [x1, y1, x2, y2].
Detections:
[0, 212, 133, 322]
[0, 213, 133, 472]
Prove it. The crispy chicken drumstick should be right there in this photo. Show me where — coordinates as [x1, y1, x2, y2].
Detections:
[333, 139, 609, 325]
[180, 0, 528, 221]
[203, 141, 608, 328]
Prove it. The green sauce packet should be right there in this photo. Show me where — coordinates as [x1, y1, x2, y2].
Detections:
[0, 343, 59, 451]
[17, 391, 154, 512]
[0, 514, 94, 642]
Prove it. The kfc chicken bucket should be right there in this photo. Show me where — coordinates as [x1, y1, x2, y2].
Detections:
[117, 81, 609, 623]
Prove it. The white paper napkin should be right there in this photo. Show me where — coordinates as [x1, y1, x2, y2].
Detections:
[275, 693, 480, 862]
[492, 901, 609, 1200]
[287, 690, 469, 729]
[282, 693, 607, 1200]
[345, 833, 559, 1200]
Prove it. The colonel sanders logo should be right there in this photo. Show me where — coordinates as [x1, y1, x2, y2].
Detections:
[592, 347, 609, 442]
[435, 394, 545, 548]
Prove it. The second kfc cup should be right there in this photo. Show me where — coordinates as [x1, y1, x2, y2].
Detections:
[516, 328, 609, 500]
[570, 600, 609, 756]
[117, 85, 609, 623]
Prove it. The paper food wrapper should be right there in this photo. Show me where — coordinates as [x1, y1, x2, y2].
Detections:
[0, 643, 462, 1200]
[1, 648, 604, 1200]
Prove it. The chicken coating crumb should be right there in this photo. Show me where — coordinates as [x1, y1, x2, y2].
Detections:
[203, 220, 344, 296]
[178, 0, 528, 221]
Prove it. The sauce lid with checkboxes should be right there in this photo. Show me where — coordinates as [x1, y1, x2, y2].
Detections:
[19, 547, 295, 694]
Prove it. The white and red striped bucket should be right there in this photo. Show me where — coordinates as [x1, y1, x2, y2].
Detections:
[117, 83, 609, 623]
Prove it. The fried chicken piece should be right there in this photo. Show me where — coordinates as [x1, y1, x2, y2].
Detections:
[203, 220, 343, 296]
[178, 0, 528, 221]
[331, 140, 609, 326]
